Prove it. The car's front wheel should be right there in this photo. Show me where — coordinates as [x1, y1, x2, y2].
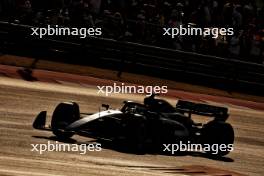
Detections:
[51, 102, 80, 139]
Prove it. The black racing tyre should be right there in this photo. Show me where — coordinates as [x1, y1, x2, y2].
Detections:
[124, 116, 148, 153]
[51, 102, 80, 139]
[201, 121, 234, 156]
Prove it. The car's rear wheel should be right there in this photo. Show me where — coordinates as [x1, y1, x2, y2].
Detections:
[201, 121, 234, 156]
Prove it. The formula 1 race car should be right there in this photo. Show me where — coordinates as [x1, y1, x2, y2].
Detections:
[33, 94, 234, 156]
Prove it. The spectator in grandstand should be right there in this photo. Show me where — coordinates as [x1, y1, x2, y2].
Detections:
[1, 0, 263, 63]
[228, 31, 241, 58]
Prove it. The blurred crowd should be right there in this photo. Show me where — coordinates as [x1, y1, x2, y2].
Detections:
[0, 0, 263, 63]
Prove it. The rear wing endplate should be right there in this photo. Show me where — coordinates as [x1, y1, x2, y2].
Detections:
[176, 100, 229, 121]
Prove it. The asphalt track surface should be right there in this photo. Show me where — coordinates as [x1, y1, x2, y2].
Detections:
[0, 65, 263, 176]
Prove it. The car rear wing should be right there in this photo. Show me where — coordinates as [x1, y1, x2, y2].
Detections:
[176, 100, 229, 121]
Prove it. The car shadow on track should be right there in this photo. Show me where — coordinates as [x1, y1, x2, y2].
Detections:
[32, 135, 234, 162]
[93, 139, 234, 162]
